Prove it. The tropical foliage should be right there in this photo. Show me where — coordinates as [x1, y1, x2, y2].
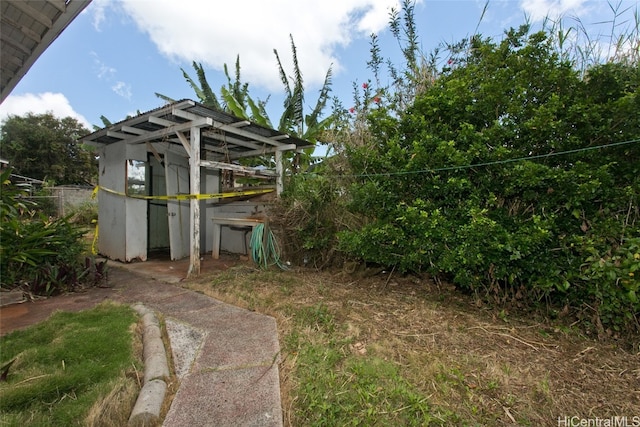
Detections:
[0, 169, 98, 295]
[159, 35, 334, 170]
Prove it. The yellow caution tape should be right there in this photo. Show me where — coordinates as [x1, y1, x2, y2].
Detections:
[95, 186, 274, 201]
[91, 222, 99, 255]
[89, 186, 272, 255]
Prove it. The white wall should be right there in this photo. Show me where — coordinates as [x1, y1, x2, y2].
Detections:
[124, 144, 148, 261]
[97, 143, 127, 261]
[97, 143, 148, 262]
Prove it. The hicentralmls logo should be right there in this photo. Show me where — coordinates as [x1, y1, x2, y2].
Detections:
[558, 416, 640, 427]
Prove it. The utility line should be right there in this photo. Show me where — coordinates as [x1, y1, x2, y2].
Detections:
[324, 137, 640, 179]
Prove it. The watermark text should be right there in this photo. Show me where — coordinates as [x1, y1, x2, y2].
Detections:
[558, 416, 640, 427]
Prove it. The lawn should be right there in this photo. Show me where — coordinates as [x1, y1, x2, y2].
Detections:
[0, 302, 142, 427]
[184, 265, 640, 426]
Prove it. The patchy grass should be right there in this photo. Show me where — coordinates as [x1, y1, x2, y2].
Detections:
[0, 302, 142, 426]
[185, 264, 640, 426]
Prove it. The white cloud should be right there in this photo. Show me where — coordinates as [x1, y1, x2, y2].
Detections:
[112, 81, 132, 100]
[90, 0, 110, 31]
[114, 0, 400, 91]
[92, 56, 116, 80]
[0, 92, 91, 129]
[91, 51, 132, 100]
[519, 0, 590, 22]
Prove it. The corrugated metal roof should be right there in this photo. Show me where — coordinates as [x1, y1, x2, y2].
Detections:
[82, 99, 313, 161]
[1, 0, 91, 102]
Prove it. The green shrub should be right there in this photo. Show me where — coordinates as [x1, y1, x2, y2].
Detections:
[573, 237, 640, 332]
[338, 28, 640, 332]
[0, 169, 90, 295]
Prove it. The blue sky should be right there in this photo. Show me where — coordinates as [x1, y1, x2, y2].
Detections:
[1, 0, 638, 131]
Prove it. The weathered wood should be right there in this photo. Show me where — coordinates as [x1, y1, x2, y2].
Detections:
[188, 126, 201, 277]
[175, 131, 191, 155]
[200, 160, 257, 174]
[275, 149, 283, 196]
[274, 145, 295, 197]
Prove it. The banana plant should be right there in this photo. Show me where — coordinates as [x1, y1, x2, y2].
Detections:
[156, 35, 335, 171]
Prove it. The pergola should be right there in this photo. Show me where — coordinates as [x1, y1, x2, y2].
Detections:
[83, 99, 312, 275]
[1, 0, 91, 102]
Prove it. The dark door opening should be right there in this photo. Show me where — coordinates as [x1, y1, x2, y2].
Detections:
[147, 155, 170, 258]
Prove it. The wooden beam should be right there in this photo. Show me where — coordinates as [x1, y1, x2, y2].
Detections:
[207, 146, 280, 161]
[175, 131, 191, 154]
[226, 143, 297, 160]
[10, 2, 53, 28]
[148, 115, 175, 127]
[215, 122, 293, 147]
[4, 54, 23, 68]
[270, 134, 290, 141]
[146, 142, 163, 165]
[106, 130, 128, 139]
[200, 160, 257, 175]
[1, 16, 42, 43]
[172, 107, 289, 148]
[0, 33, 31, 55]
[121, 125, 147, 135]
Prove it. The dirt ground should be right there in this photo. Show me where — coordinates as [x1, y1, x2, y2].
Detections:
[184, 264, 640, 426]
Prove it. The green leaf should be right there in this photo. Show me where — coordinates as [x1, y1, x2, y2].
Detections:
[220, 86, 248, 119]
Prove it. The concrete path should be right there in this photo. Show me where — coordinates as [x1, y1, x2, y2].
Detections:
[0, 265, 284, 427]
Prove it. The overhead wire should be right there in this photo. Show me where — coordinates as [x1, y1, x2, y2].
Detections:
[317, 137, 640, 179]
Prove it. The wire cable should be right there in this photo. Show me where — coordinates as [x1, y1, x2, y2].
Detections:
[326, 137, 640, 179]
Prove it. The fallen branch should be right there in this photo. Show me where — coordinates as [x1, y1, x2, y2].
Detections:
[469, 326, 539, 351]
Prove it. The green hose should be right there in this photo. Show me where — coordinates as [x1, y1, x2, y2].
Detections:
[250, 223, 288, 270]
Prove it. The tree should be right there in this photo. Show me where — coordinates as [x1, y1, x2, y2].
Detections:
[0, 113, 96, 185]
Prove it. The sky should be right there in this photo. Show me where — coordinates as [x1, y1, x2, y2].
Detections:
[0, 0, 638, 132]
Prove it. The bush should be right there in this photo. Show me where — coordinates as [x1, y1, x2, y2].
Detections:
[0, 169, 92, 295]
[338, 28, 640, 333]
[272, 165, 354, 268]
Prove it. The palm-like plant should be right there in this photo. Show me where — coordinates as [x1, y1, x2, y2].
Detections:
[275, 35, 334, 145]
[157, 35, 334, 171]
[273, 35, 333, 171]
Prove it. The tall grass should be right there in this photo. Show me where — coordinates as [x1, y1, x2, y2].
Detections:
[539, 0, 640, 75]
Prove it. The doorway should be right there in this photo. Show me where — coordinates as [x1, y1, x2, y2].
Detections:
[148, 155, 170, 255]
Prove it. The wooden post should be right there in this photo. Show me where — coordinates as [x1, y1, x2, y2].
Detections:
[275, 144, 296, 197]
[275, 148, 283, 196]
[188, 126, 201, 277]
